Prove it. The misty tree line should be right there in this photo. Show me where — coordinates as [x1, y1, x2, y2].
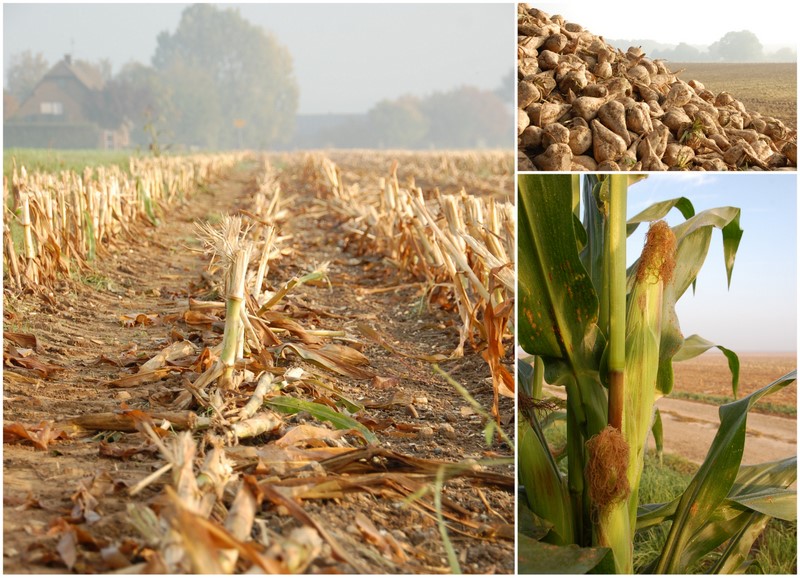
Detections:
[4, 4, 513, 151]
[610, 30, 797, 63]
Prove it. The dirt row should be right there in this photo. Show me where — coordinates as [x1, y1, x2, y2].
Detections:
[3, 156, 514, 574]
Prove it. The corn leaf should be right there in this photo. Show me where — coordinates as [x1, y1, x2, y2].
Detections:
[654, 370, 796, 573]
[267, 396, 378, 445]
[274, 342, 374, 379]
[673, 334, 740, 398]
[626, 196, 695, 237]
[517, 175, 607, 436]
[519, 414, 574, 545]
[651, 408, 663, 464]
[518, 175, 598, 361]
[518, 535, 612, 574]
[708, 512, 769, 574]
[637, 456, 797, 530]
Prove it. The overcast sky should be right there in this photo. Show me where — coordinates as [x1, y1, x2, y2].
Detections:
[534, 2, 798, 50]
[2, 3, 515, 115]
[626, 174, 796, 353]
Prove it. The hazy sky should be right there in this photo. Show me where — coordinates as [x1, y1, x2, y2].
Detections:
[2, 3, 515, 115]
[627, 174, 796, 353]
[533, 2, 798, 50]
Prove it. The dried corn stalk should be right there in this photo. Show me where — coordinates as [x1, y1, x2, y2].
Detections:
[311, 154, 514, 416]
[2, 153, 245, 290]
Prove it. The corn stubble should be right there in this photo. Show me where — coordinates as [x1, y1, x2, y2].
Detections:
[3, 154, 244, 291]
[15, 154, 515, 574]
[310, 152, 515, 418]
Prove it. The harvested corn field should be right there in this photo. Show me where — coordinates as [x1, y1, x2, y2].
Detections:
[2, 151, 515, 574]
[517, 5, 798, 171]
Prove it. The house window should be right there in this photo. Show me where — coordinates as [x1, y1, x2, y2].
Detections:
[104, 131, 115, 150]
[40, 101, 64, 115]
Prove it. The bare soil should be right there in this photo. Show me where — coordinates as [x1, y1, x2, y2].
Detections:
[673, 62, 797, 129]
[672, 352, 796, 409]
[2, 156, 514, 574]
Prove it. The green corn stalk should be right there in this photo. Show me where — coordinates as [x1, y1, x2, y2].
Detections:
[517, 173, 794, 574]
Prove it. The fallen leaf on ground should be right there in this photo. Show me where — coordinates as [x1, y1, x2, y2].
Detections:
[3, 421, 69, 450]
[119, 313, 160, 328]
[275, 424, 348, 448]
[3, 348, 63, 378]
[276, 342, 374, 379]
[140, 341, 197, 372]
[3, 331, 38, 350]
[102, 367, 178, 388]
[371, 375, 399, 389]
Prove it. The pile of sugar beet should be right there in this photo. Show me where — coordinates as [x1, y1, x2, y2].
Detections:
[517, 5, 797, 171]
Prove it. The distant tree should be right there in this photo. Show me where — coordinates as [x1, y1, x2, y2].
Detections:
[7, 51, 49, 103]
[495, 69, 515, 105]
[769, 47, 797, 63]
[708, 30, 764, 62]
[421, 86, 512, 148]
[369, 96, 428, 148]
[670, 42, 703, 62]
[152, 4, 299, 149]
[101, 62, 164, 146]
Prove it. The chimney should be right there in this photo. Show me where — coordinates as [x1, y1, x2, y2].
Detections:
[64, 54, 72, 65]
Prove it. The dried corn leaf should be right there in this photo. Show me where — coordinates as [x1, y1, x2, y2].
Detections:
[182, 310, 219, 327]
[260, 311, 322, 344]
[103, 367, 178, 388]
[140, 340, 197, 372]
[3, 371, 39, 385]
[3, 348, 63, 378]
[275, 424, 349, 448]
[71, 410, 208, 432]
[354, 512, 407, 563]
[119, 313, 159, 328]
[260, 482, 367, 573]
[275, 342, 374, 379]
[3, 331, 38, 350]
[3, 421, 69, 450]
[357, 323, 448, 362]
[57, 528, 78, 570]
[165, 487, 283, 574]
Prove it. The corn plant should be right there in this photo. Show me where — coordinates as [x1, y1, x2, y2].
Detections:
[517, 174, 796, 573]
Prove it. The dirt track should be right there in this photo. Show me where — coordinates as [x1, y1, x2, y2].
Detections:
[653, 396, 796, 465]
[542, 384, 797, 466]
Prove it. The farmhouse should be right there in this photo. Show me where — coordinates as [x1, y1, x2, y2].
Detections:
[4, 55, 130, 150]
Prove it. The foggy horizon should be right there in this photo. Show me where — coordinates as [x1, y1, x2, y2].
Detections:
[532, 2, 797, 51]
[3, 3, 515, 115]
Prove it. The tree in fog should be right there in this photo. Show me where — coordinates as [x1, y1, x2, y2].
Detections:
[668, 42, 703, 62]
[421, 86, 511, 148]
[102, 63, 165, 149]
[153, 4, 298, 149]
[495, 69, 515, 105]
[6, 51, 49, 102]
[369, 96, 428, 148]
[770, 47, 797, 63]
[709, 30, 764, 62]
